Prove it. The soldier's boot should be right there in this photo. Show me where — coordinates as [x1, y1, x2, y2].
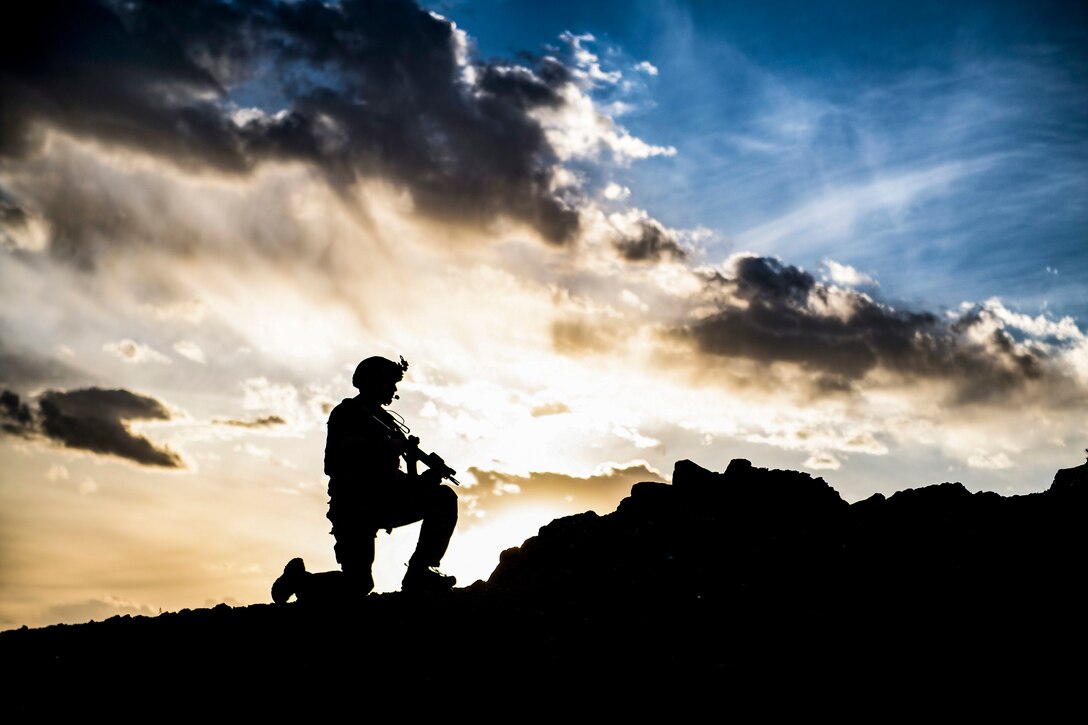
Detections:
[271, 557, 307, 604]
[401, 565, 456, 594]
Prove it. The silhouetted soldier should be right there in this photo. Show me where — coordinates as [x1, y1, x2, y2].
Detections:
[271, 355, 459, 603]
[330, 355, 459, 593]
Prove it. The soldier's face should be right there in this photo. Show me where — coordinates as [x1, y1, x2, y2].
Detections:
[361, 379, 398, 406]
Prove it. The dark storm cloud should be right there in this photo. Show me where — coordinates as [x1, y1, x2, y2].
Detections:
[0, 387, 182, 467]
[614, 219, 687, 262]
[680, 255, 1067, 403]
[0, 0, 579, 243]
[0, 390, 33, 435]
[0, 0, 241, 167]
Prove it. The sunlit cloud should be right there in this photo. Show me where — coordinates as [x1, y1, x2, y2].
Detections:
[611, 425, 662, 450]
[968, 451, 1014, 470]
[804, 452, 842, 471]
[173, 341, 206, 364]
[529, 34, 676, 166]
[530, 402, 571, 418]
[104, 339, 172, 365]
[603, 182, 631, 200]
[822, 259, 878, 289]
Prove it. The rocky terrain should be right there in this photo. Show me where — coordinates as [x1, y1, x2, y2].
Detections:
[3, 457, 1085, 715]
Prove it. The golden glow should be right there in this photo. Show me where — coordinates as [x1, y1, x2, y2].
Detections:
[441, 504, 575, 587]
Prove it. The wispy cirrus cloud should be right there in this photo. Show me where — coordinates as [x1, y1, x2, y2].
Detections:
[732, 157, 998, 256]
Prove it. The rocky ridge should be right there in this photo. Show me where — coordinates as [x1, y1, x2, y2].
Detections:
[3, 458, 1085, 714]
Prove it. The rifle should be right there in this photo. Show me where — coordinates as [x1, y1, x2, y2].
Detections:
[371, 413, 460, 486]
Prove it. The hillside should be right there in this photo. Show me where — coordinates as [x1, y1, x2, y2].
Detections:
[3, 457, 1085, 715]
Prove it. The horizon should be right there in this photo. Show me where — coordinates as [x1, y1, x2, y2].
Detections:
[1, 0, 1086, 631]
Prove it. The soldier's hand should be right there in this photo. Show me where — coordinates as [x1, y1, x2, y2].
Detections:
[419, 468, 443, 487]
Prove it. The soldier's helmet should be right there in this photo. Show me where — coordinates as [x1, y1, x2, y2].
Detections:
[352, 355, 408, 390]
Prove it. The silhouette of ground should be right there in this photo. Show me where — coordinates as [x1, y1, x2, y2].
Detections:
[3, 458, 1085, 716]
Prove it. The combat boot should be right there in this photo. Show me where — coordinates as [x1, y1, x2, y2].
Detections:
[271, 557, 307, 604]
[401, 565, 456, 594]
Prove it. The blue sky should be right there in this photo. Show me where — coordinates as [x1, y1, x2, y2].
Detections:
[441, 0, 1087, 320]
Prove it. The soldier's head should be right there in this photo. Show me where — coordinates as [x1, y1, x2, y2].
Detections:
[352, 355, 408, 406]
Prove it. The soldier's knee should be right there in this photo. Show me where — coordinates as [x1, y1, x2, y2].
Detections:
[436, 483, 457, 507]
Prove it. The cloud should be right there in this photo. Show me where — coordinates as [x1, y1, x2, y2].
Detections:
[0, 0, 614, 246]
[602, 182, 630, 201]
[465, 461, 665, 515]
[551, 318, 621, 356]
[676, 254, 1085, 405]
[804, 452, 842, 471]
[611, 425, 662, 450]
[821, 259, 877, 288]
[44, 595, 159, 625]
[0, 387, 183, 467]
[530, 402, 570, 418]
[238, 377, 329, 431]
[560, 32, 622, 85]
[681, 255, 934, 379]
[524, 33, 675, 167]
[141, 299, 208, 324]
[967, 451, 1014, 470]
[104, 339, 172, 364]
[980, 298, 1083, 342]
[214, 414, 286, 428]
[0, 187, 49, 251]
[173, 340, 206, 364]
[534, 82, 677, 165]
[0, 389, 33, 435]
[611, 214, 687, 263]
[78, 476, 99, 495]
[733, 159, 995, 254]
[0, 342, 84, 389]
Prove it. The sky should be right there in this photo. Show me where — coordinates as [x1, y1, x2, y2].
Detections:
[1, 0, 1085, 630]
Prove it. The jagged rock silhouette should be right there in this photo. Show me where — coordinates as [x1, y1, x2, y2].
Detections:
[3, 458, 1085, 715]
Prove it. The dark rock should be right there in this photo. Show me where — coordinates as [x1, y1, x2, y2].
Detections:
[2, 457, 1084, 714]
